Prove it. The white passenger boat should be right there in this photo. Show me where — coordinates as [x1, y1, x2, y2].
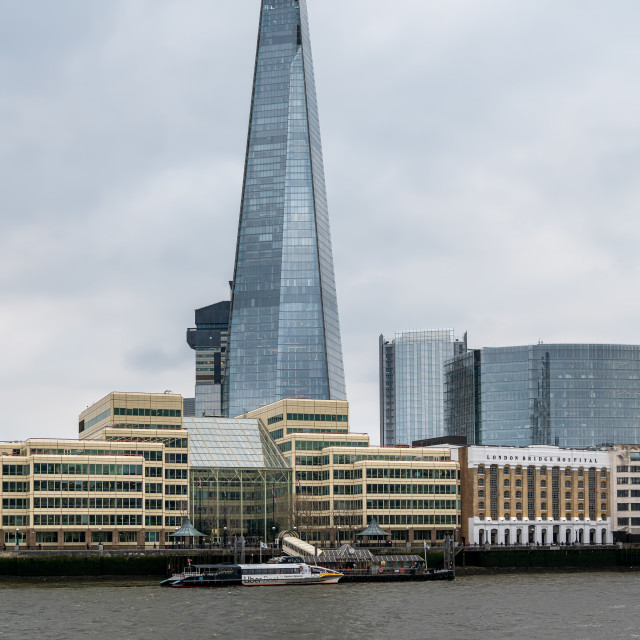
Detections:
[161, 557, 342, 587]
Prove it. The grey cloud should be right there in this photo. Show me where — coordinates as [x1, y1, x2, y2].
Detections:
[2, 0, 640, 443]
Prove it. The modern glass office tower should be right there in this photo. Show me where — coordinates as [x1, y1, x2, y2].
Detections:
[224, 0, 346, 417]
[379, 330, 465, 446]
[445, 344, 640, 448]
[186, 301, 230, 417]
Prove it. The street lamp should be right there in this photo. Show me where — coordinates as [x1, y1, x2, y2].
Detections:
[337, 525, 341, 546]
[98, 527, 103, 551]
[15, 528, 19, 552]
[223, 526, 228, 547]
[272, 526, 276, 549]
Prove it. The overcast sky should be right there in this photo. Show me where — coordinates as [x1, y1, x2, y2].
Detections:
[1, 0, 640, 444]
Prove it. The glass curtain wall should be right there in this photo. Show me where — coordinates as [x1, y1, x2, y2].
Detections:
[224, 0, 346, 418]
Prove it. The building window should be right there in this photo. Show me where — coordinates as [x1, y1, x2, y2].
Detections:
[478, 465, 485, 475]
[516, 467, 522, 476]
[618, 518, 629, 526]
[504, 490, 510, 499]
[478, 489, 485, 498]
[515, 479, 522, 488]
[504, 478, 510, 487]
[504, 502, 510, 511]
[478, 501, 485, 510]
[565, 468, 572, 477]
[565, 502, 572, 511]
[578, 492, 584, 500]
[541, 491, 547, 499]
[540, 480, 547, 488]
[617, 466, 629, 473]
[565, 481, 571, 488]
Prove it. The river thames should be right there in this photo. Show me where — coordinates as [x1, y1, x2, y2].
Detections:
[0, 572, 639, 640]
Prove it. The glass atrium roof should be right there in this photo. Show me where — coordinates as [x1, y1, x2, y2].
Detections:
[184, 417, 288, 469]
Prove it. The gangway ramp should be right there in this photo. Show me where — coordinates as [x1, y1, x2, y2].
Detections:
[281, 534, 322, 558]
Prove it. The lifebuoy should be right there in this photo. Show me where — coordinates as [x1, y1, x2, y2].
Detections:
[378, 567, 384, 573]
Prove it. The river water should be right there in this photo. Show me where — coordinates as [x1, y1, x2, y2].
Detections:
[0, 572, 638, 640]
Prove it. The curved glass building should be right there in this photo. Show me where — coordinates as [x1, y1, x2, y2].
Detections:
[445, 344, 640, 448]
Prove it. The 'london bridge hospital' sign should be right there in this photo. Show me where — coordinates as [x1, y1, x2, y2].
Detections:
[467, 446, 609, 469]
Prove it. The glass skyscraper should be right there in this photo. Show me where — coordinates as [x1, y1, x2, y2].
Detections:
[224, 0, 346, 418]
[445, 343, 640, 448]
[379, 330, 465, 446]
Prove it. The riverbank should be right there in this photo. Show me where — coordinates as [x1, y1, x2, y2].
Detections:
[1, 546, 639, 580]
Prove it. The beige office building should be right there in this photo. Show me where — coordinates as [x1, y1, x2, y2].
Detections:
[610, 444, 640, 542]
[245, 399, 460, 545]
[0, 392, 190, 550]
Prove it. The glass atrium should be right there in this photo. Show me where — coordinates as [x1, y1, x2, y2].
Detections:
[185, 417, 292, 542]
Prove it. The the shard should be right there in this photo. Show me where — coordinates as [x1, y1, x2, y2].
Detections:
[224, 0, 346, 417]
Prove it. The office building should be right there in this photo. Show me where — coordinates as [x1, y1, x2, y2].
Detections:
[245, 399, 460, 545]
[0, 435, 188, 549]
[458, 445, 612, 546]
[79, 392, 190, 530]
[610, 445, 640, 542]
[445, 343, 640, 447]
[379, 330, 465, 446]
[186, 301, 230, 417]
[224, 0, 346, 418]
